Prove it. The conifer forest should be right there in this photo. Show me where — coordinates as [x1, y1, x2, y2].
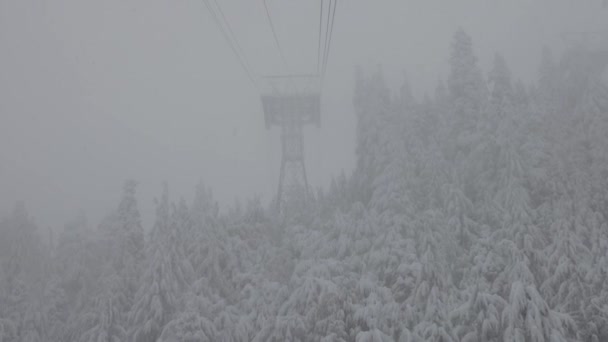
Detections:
[2, 2, 608, 342]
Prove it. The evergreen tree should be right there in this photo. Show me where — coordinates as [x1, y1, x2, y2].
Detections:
[447, 28, 487, 157]
[353, 65, 392, 204]
[129, 184, 193, 342]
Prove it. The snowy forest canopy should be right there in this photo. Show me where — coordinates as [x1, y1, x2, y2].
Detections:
[2, 29, 608, 342]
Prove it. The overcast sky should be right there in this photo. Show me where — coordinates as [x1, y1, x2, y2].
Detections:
[1, 0, 606, 230]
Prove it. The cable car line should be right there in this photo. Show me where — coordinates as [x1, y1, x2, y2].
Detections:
[317, 0, 325, 75]
[263, 0, 289, 71]
[202, 0, 338, 87]
[202, 0, 257, 86]
[322, 0, 337, 80]
[321, 0, 333, 80]
[212, 0, 250, 66]
[211, 0, 257, 84]
[325, 0, 337, 78]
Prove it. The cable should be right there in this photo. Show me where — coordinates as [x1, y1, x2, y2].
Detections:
[321, 0, 333, 80]
[263, 0, 288, 71]
[321, 0, 337, 81]
[211, 0, 252, 71]
[202, 0, 257, 86]
[317, 0, 324, 75]
[204, 0, 256, 85]
[325, 0, 337, 79]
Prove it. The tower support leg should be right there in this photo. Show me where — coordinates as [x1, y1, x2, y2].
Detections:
[276, 114, 310, 215]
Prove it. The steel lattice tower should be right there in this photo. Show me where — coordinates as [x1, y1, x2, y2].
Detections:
[261, 75, 321, 214]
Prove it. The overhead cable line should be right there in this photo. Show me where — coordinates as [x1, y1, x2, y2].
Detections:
[321, 0, 333, 79]
[211, 0, 251, 68]
[263, 0, 289, 71]
[202, 0, 257, 86]
[318, 0, 337, 82]
[322, 0, 338, 79]
[317, 0, 324, 75]
[322, 0, 337, 79]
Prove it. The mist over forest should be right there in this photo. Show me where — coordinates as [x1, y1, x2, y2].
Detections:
[2, 1, 608, 341]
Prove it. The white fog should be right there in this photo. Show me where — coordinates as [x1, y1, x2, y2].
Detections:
[1, 1, 608, 341]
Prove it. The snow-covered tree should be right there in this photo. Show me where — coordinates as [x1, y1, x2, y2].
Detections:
[502, 281, 575, 342]
[447, 28, 487, 160]
[129, 184, 193, 342]
[3, 27, 608, 342]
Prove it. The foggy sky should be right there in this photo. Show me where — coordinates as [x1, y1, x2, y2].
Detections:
[1, 0, 606, 230]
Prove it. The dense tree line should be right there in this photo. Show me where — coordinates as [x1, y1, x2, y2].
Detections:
[1, 29, 608, 341]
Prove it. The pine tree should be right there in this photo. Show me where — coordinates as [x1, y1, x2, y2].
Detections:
[113, 180, 145, 276]
[129, 184, 193, 342]
[447, 28, 487, 155]
[502, 281, 575, 342]
[489, 53, 514, 120]
[538, 47, 557, 96]
[80, 293, 127, 342]
[400, 71, 416, 111]
[353, 66, 392, 204]
[0, 203, 47, 342]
